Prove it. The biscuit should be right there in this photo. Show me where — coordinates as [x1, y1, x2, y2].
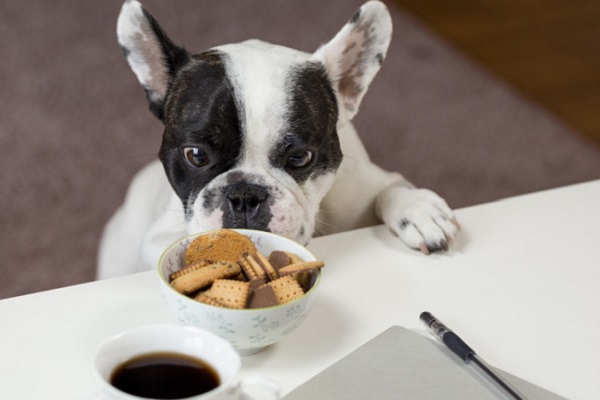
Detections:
[238, 256, 259, 281]
[194, 293, 227, 308]
[240, 254, 267, 281]
[277, 261, 325, 276]
[231, 272, 246, 281]
[268, 275, 304, 304]
[268, 251, 301, 271]
[170, 261, 241, 294]
[248, 277, 266, 291]
[169, 260, 209, 281]
[248, 284, 279, 309]
[185, 229, 257, 265]
[247, 252, 278, 281]
[294, 271, 312, 292]
[210, 279, 251, 309]
[173, 230, 324, 310]
[278, 261, 324, 292]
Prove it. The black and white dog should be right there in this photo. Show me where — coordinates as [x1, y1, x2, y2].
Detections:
[98, 0, 459, 279]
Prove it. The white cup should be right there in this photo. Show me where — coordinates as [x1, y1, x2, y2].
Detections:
[93, 324, 281, 400]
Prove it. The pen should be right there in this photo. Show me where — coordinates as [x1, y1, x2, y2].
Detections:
[419, 311, 528, 400]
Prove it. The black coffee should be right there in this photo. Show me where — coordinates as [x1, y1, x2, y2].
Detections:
[110, 352, 220, 399]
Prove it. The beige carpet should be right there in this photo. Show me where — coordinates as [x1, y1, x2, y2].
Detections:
[1, 0, 599, 299]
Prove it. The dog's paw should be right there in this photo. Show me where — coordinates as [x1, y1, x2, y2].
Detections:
[376, 186, 459, 254]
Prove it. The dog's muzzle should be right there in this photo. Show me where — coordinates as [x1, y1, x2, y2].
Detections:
[222, 182, 272, 230]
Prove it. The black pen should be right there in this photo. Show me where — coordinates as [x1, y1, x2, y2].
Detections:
[420, 311, 528, 400]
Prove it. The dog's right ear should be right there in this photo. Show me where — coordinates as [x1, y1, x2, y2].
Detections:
[312, 1, 392, 121]
[117, 0, 190, 120]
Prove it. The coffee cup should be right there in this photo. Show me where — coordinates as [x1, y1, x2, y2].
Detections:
[93, 324, 281, 399]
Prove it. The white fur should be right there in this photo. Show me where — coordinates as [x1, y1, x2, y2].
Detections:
[313, 1, 392, 119]
[98, 1, 459, 279]
[177, 41, 322, 244]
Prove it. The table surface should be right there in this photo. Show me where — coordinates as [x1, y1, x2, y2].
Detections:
[1, 180, 599, 400]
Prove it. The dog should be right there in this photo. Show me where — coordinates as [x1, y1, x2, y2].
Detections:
[97, 0, 459, 279]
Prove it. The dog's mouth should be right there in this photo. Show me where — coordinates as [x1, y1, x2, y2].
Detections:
[185, 177, 312, 245]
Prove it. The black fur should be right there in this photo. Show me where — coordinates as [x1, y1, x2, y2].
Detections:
[158, 50, 243, 216]
[350, 8, 362, 24]
[135, 7, 342, 233]
[275, 62, 343, 184]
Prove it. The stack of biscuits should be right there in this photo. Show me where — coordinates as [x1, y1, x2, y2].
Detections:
[168, 229, 324, 309]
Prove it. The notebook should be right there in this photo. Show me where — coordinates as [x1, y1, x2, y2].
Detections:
[284, 326, 566, 399]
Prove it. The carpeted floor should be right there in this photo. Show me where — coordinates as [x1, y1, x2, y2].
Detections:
[1, 0, 599, 299]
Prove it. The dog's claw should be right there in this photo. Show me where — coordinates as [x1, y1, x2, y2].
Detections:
[419, 239, 449, 255]
[451, 217, 461, 231]
[378, 185, 459, 255]
[439, 239, 449, 252]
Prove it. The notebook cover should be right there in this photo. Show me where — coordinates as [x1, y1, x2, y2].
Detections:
[284, 326, 566, 400]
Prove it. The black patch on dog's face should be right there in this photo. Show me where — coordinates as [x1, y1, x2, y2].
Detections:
[273, 62, 342, 183]
[158, 50, 243, 213]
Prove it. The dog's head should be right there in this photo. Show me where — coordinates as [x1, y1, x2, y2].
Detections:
[117, 0, 391, 244]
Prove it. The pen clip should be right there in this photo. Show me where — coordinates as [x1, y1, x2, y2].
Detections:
[420, 311, 475, 362]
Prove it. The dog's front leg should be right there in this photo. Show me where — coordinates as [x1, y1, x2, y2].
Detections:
[376, 182, 460, 254]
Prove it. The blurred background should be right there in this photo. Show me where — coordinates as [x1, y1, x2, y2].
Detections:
[1, 0, 599, 299]
[398, 0, 600, 146]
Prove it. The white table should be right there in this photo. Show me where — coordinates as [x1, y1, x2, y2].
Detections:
[1, 180, 599, 399]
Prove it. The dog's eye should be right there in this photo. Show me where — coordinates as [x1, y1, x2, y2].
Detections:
[286, 150, 313, 169]
[183, 147, 209, 168]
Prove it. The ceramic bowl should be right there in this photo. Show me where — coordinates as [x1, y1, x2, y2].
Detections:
[158, 229, 321, 355]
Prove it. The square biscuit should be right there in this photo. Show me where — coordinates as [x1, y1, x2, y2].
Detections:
[210, 279, 251, 309]
[268, 275, 304, 304]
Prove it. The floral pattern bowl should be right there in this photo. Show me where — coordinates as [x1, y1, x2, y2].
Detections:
[158, 229, 321, 355]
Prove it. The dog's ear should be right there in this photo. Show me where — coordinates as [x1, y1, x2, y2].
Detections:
[117, 0, 190, 120]
[313, 1, 392, 120]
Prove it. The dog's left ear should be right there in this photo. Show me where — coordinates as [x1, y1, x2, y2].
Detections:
[117, 0, 190, 120]
[313, 1, 392, 120]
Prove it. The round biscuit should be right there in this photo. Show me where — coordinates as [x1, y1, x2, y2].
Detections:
[185, 229, 257, 265]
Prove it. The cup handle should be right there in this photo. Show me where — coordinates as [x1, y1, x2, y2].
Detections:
[236, 376, 281, 400]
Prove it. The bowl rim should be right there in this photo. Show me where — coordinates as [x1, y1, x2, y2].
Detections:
[158, 229, 322, 312]
[92, 323, 241, 396]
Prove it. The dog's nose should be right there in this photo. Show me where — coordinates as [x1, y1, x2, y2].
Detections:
[224, 183, 270, 227]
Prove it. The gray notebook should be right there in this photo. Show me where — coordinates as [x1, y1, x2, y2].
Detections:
[284, 326, 566, 399]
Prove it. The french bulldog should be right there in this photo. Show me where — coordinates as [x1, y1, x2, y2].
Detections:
[97, 0, 459, 279]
